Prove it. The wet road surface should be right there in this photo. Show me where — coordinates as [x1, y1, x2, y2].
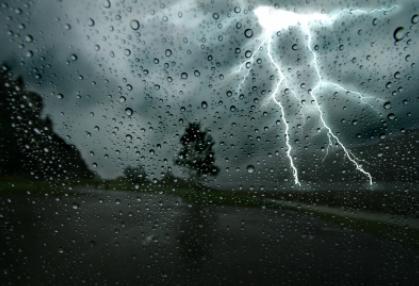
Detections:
[1, 188, 418, 285]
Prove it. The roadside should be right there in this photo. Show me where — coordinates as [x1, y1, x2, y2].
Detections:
[266, 198, 419, 248]
[2, 178, 419, 247]
[2, 186, 419, 285]
[266, 199, 419, 229]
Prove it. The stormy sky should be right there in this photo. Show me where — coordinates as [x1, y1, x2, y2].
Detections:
[0, 0, 418, 188]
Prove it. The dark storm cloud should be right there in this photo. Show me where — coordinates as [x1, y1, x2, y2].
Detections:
[0, 0, 417, 186]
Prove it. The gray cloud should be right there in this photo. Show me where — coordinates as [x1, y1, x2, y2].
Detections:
[0, 0, 418, 186]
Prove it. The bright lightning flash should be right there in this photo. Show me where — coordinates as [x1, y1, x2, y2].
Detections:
[232, 5, 398, 186]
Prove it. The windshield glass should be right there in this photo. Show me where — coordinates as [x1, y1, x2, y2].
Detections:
[1, 0, 418, 285]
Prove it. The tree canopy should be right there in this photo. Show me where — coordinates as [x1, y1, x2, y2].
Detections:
[175, 122, 219, 181]
[0, 66, 95, 181]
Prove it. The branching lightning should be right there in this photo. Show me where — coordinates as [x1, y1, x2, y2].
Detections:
[266, 36, 301, 186]
[231, 5, 398, 186]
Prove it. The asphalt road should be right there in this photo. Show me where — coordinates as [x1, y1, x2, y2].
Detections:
[1, 188, 418, 286]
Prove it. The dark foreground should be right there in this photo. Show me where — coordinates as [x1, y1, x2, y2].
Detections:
[1, 188, 418, 286]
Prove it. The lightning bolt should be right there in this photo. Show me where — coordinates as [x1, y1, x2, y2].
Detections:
[231, 5, 398, 186]
[266, 35, 301, 186]
[303, 22, 375, 185]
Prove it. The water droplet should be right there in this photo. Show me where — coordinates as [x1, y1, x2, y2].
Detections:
[103, 0, 111, 9]
[69, 54, 78, 61]
[180, 72, 188, 79]
[88, 18, 95, 27]
[25, 35, 33, 43]
[212, 13, 219, 20]
[165, 49, 172, 57]
[244, 29, 253, 38]
[412, 14, 419, 24]
[383, 101, 392, 110]
[130, 19, 140, 30]
[125, 107, 133, 116]
[387, 113, 396, 120]
[247, 165, 255, 173]
[201, 101, 208, 109]
[393, 26, 405, 42]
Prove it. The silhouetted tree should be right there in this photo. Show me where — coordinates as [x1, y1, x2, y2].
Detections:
[0, 65, 95, 181]
[175, 123, 219, 183]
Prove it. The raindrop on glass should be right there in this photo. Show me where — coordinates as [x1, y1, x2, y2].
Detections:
[165, 49, 172, 57]
[125, 107, 133, 116]
[393, 26, 405, 42]
[130, 19, 140, 31]
[103, 0, 111, 9]
[244, 28, 253, 38]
